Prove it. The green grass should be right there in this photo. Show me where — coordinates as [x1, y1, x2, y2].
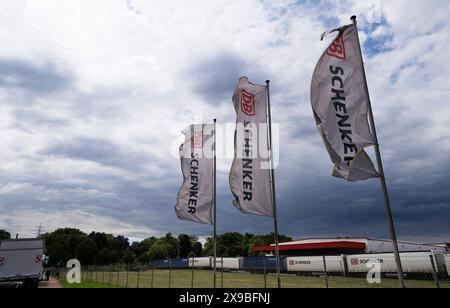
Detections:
[60, 279, 118, 289]
[61, 269, 450, 289]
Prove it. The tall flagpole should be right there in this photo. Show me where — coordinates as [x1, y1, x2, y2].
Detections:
[213, 119, 217, 289]
[266, 80, 281, 289]
[351, 16, 405, 288]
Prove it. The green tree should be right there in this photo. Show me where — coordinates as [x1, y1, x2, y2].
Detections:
[130, 239, 151, 258]
[178, 234, 192, 258]
[0, 230, 11, 240]
[88, 232, 109, 251]
[147, 241, 167, 261]
[41, 228, 87, 266]
[145, 234, 178, 261]
[161, 233, 178, 258]
[95, 248, 119, 265]
[137, 252, 152, 264]
[76, 238, 99, 265]
[122, 250, 135, 265]
[192, 242, 202, 257]
[110, 235, 129, 258]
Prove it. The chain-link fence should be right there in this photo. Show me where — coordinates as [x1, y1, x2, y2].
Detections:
[54, 252, 450, 288]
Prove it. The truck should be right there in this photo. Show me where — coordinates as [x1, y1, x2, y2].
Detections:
[189, 257, 212, 268]
[0, 238, 45, 288]
[346, 252, 447, 275]
[214, 257, 244, 270]
[287, 256, 346, 274]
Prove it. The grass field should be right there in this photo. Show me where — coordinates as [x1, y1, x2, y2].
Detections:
[57, 269, 450, 288]
[60, 279, 118, 289]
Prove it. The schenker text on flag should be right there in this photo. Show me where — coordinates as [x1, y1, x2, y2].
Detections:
[175, 124, 214, 225]
[311, 24, 380, 182]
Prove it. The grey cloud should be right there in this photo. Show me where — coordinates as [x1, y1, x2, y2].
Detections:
[187, 53, 269, 104]
[0, 59, 71, 94]
[42, 137, 153, 172]
[12, 110, 69, 131]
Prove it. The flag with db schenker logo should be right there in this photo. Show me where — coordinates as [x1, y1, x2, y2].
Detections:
[311, 23, 379, 182]
[175, 124, 214, 225]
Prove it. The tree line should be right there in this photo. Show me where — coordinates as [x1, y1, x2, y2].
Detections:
[0, 228, 292, 267]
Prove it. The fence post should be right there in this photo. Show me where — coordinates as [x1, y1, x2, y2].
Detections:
[101, 270, 105, 284]
[168, 259, 172, 289]
[125, 270, 129, 288]
[429, 254, 441, 289]
[137, 270, 140, 289]
[263, 257, 267, 289]
[323, 256, 329, 289]
[151, 265, 154, 288]
[221, 257, 224, 289]
[191, 257, 195, 289]
[117, 271, 120, 287]
[108, 267, 112, 285]
[95, 267, 98, 282]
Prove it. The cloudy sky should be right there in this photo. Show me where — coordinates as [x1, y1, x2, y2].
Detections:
[0, 0, 449, 243]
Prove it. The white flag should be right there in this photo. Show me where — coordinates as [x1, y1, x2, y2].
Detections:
[311, 24, 380, 182]
[230, 77, 273, 217]
[175, 124, 214, 225]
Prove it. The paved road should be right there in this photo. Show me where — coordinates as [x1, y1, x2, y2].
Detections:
[39, 278, 63, 288]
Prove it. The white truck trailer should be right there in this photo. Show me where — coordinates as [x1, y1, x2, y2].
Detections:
[0, 239, 45, 288]
[346, 252, 447, 274]
[287, 256, 346, 273]
[214, 257, 244, 270]
[189, 257, 212, 268]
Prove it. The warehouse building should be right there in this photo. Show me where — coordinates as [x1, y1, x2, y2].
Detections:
[253, 237, 449, 256]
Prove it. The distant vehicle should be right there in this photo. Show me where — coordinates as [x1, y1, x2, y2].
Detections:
[346, 252, 447, 276]
[0, 238, 45, 288]
[148, 252, 450, 279]
[287, 256, 346, 274]
[189, 257, 212, 269]
[214, 257, 244, 271]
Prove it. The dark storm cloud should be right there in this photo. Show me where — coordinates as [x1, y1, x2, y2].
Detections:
[187, 53, 269, 103]
[0, 59, 70, 94]
[42, 137, 154, 172]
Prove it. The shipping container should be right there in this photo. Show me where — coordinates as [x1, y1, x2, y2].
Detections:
[151, 259, 170, 269]
[346, 252, 446, 274]
[287, 256, 345, 273]
[243, 257, 286, 272]
[152, 259, 189, 269]
[214, 257, 243, 270]
[170, 258, 189, 269]
[189, 257, 212, 268]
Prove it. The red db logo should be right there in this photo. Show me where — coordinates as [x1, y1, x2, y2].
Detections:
[191, 130, 203, 149]
[327, 35, 346, 60]
[241, 90, 255, 116]
[351, 258, 359, 265]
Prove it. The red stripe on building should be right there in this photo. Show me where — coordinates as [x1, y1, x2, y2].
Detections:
[253, 241, 366, 253]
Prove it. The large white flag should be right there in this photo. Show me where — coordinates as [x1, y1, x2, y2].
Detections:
[230, 77, 273, 217]
[175, 124, 214, 225]
[311, 24, 380, 182]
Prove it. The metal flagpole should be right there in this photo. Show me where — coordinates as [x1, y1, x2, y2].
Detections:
[351, 15, 405, 288]
[213, 119, 217, 289]
[266, 80, 281, 289]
